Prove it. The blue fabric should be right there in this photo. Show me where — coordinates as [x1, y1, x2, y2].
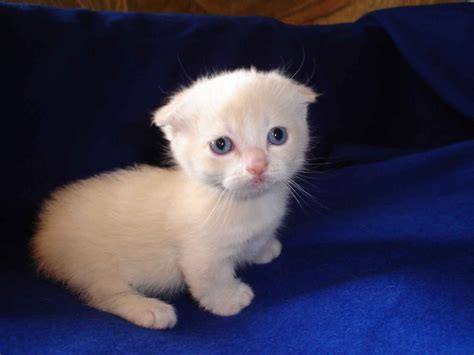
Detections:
[1, 3, 473, 353]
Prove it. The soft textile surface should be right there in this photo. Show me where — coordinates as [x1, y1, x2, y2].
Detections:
[1, 3, 473, 353]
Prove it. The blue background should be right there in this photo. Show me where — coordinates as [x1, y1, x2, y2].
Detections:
[1, 3, 473, 353]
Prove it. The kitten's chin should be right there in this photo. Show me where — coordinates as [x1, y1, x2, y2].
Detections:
[225, 180, 278, 199]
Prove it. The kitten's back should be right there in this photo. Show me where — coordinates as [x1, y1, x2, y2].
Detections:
[32, 165, 177, 286]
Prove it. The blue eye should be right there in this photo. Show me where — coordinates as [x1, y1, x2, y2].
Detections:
[267, 127, 288, 145]
[210, 137, 233, 154]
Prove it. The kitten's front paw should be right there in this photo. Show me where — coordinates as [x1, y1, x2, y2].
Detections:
[199, 282, 254, 316]
[122, 297, 177, 329]
[253, 239, 282, 264]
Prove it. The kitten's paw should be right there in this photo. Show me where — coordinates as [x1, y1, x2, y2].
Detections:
[199, 282, 254, 316]
[122, 298, 177, 329]
[253, 239, 282, 264]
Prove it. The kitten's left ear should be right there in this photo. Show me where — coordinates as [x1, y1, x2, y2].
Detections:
[296, 84, 319, 104]
[152, 92, 186, 140]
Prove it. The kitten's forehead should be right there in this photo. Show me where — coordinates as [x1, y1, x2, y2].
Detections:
[190, 71, 304, 127]
[194, 70, 295, 108]
[153, 68, 316, 139]
[198, 94, 282, 145]
[154, 69, 315, 146]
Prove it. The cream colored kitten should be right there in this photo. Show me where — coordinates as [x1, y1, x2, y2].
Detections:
[32, 68, 316, 329]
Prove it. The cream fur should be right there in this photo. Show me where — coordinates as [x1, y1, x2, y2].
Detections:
[32, 69, 316, 329]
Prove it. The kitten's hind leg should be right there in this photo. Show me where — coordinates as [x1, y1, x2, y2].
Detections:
[85, 280, 177, 329]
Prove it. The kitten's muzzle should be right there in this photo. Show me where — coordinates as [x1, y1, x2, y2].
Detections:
[243, 147, 268, 180]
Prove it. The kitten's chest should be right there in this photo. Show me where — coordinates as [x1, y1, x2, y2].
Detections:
[205, 190, 288, 246]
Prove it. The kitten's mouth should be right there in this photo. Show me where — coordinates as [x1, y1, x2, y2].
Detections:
[220, 175, 278, 198]
[251, 176, 266, 184]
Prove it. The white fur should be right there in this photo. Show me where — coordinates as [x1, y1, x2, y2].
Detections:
[32, 69, 316, 329]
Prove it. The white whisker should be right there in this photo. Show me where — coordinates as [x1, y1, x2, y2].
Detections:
[201, 187, 226, 227]
[220, 191, 235, 230]
[288, 179, 312, 201]
[287, 182, 310, 209]
[285, 182, 304, 210]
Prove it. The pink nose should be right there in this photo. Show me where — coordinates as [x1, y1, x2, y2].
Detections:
[244, 148, 268, 177]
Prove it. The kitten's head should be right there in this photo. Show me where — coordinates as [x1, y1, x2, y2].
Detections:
[153, 69, 317, 198]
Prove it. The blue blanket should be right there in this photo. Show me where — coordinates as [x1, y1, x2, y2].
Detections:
[1, 3, 473, 353]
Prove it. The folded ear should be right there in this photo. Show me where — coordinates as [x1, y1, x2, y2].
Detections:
[152, 92, 186, 140]
[152, 91, 187, 127]
[296, 84, 319, 104]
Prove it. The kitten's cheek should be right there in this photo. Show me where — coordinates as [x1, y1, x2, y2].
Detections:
[221, 178, 235, 191]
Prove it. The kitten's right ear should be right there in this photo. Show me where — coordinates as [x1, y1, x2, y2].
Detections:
[152, 93, 186, 141]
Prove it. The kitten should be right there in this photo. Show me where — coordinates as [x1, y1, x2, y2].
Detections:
[32, 68, 316, 329]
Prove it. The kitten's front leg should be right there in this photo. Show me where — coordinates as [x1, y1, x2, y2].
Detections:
[245, 228, 282, 265]
[252, 237, 282, 264]
[181, 253, 254, 316]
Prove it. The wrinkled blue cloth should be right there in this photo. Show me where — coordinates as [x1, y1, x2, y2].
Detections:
[1, 3, 473, 353]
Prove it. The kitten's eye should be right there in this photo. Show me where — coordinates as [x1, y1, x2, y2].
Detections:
[210, 137, 233, 155]
[267, 127, 288, 145]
